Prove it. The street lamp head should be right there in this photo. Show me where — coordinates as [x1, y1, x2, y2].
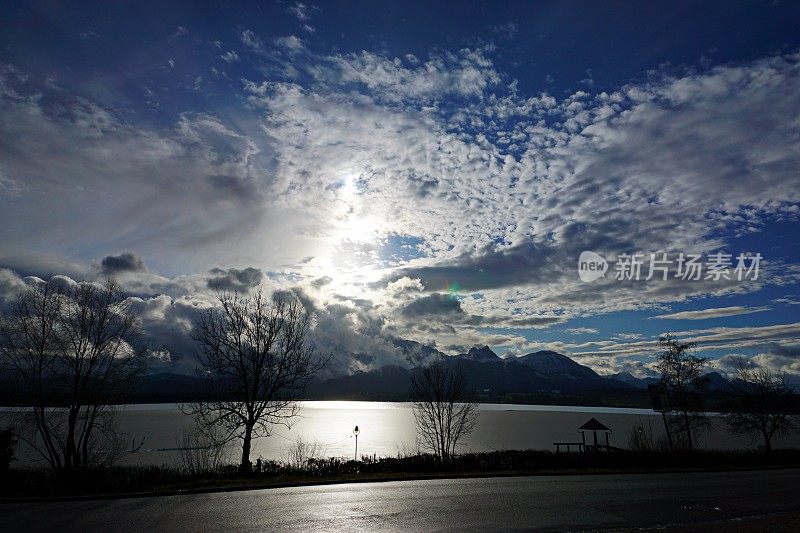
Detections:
[353, 425, 360, 436]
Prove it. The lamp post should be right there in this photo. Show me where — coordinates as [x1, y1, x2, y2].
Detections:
[353, 425, 360, 461]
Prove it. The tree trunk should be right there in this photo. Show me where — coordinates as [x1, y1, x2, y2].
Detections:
[65, 409, 78, 470]
[661, 411, 674, 452]
[683, 410, 693, 451]
[763, 430, 772, 455]
[241, 423, 253, 472]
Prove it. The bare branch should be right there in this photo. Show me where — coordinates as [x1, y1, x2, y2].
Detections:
[0, 277, 145, 470]
[410, 358, 478, 462]
[187, 289, 326, 471]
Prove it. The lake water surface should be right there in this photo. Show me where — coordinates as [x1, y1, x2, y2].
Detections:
[9, 401, 800, 466]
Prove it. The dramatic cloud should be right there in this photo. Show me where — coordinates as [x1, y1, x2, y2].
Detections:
[241, 46, 800, 330]
[2, 24, 799, 376]
[401, 293, 463, 317]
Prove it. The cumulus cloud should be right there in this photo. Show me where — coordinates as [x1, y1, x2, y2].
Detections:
[386, 277, 424, 295]
[206, 267, 264, 292]
[125, 293, 214, 373]
[101, 251, 147, 275]
[0, 268, 28, 300]
[310, 275, 333, 289]
[712, 347, 800, 381]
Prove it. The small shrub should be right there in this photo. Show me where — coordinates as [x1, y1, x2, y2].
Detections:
[0, 427, 16, 472]
[176, 423, 228, 475]
[283, 435, 327, 470]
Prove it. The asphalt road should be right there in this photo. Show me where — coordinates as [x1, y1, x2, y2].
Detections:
[2, 469, 800, 532]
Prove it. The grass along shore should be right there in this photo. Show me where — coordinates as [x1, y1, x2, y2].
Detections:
[3, 448, 800, 501]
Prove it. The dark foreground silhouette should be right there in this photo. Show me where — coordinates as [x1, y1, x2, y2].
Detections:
[3, 448, 800, 499]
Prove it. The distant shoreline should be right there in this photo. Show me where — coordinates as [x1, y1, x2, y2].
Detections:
[0, 398, 693, 414]
[0, 395, 653, 409]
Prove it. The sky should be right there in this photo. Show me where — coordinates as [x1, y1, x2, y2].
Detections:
[1, 0, 799, 379]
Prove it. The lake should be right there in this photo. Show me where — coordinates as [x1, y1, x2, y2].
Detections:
[8, 401, 800, 466]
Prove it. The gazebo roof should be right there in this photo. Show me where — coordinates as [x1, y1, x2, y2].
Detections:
[578, 417, 610, 431]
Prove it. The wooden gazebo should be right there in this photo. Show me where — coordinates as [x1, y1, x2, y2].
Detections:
[579, 417, 611, 450]
[553, 417, 612, 452]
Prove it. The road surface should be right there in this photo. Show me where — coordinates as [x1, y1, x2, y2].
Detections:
[2, 469, 800, 531]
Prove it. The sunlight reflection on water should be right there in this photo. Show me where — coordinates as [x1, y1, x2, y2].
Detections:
[7, 401, 800, 466]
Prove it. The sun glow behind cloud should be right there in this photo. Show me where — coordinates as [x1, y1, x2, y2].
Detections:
[306, 172, 386, 295]
[333, 173, 379, 244]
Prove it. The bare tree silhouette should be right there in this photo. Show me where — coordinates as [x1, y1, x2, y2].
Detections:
[655, 334, 709, 451]
[184, 290, 325, 471]
[723, 362, 797, 454]
[0, 278, 145, 469]
[410, 358, 478, 462]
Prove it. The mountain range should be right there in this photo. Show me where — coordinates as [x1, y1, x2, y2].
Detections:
[307, 345, 744, 406]
[0, 343, 736, 407]
[308, 345, 734, 405]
